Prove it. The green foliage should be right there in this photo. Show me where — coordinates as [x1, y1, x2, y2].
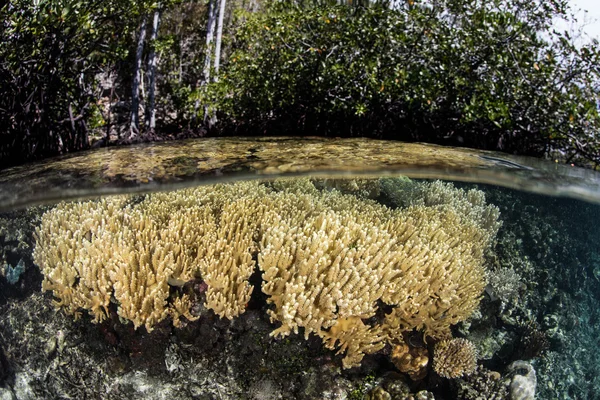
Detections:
[154, 1, 209, 128]
[0, 0, 146, 166]
[208, 0, 600, 167]
[2, 0, 599, 169]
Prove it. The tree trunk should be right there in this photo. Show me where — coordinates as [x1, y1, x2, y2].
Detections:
[193, 0, 217, 124]
[213, 0, 227, 75]
[130, 17, 147, 138]
[203, 0, 227, 127]
[203, 0, 218, 84]
[145, 8, 161, 131]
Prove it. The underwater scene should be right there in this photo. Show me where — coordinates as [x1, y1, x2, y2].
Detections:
[0, 139, 600, 400]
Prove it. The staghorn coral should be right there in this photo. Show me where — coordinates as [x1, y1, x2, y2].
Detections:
[380, 206, 488, 340]
[322, 317, 388, 369]
[196, 197, 265, 320]
[381, 178, 501, 252]
[34, 178, 499, 368]
[33, 195, 206, 330]
[34, 197, 129, 323]
[258, 209, 399, 335]
[433, 338, 478, 379]
[33, 182, 268, 330]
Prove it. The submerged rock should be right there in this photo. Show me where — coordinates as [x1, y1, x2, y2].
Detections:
[505, 361, 536, 400]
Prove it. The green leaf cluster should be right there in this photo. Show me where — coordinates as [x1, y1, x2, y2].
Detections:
[209, 0, 600, 167]
[0, 0, 148, 165]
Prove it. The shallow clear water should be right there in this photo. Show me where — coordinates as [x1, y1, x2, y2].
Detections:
[0, 138, 599, 400]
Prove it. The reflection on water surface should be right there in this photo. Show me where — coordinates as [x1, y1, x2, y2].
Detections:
[1, 137, 599, 211]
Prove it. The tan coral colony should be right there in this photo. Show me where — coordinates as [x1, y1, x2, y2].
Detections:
[34, 178, 500, 368]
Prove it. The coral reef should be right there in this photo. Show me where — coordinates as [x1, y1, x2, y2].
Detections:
[33, 196, 202, 331]
[3, 177, 600, 399]
[321, 317, 387, 369]
[515, 322, 550, 360]
[312, 178, 382, 199]
[0, 207, 44, 301]
[367, 386, 392, 400]
[478, 187, 600, 399]
[0, 291, 330, 399]
[433, 338, 478, 379]
[380, 179, 502, 252]
[485, 267, 523, 309]
[367, 385, 435, 400]
[454, 366, 508, 400]
[0, 211, 38, 268]
[33, 178, 500, 369]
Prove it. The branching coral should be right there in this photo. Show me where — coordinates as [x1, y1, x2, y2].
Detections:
[322, 317, 388, 369]
[486, 267, 523, 305]
[34, 197, 129, 323]
[33, 182, 268, 330]
[196, 197, 265, 320]
[433, 338, 478, 379]
[259, 210, 399, 336]
[34, 178, 500, 368]
[380, 178, 502, 253]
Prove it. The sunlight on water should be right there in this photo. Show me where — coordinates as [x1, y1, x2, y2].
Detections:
[0, 137, 599, 211]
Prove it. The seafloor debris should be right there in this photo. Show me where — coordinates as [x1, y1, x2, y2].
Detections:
[454, 365, 509, 399]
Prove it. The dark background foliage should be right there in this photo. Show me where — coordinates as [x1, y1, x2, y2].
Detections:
[0, 0, 599, 169]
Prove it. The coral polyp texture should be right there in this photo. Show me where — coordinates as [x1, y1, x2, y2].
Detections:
[390, 341, 430, 380]
[433, 338, 478, 379]
[33, 178, 500, 368]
